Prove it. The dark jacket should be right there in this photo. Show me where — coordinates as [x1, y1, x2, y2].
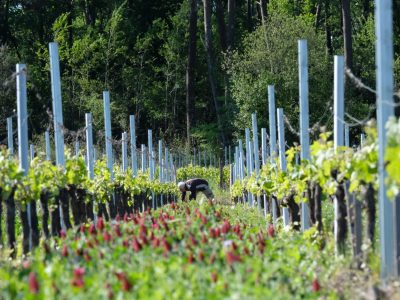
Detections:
[181, 178, 209, 201]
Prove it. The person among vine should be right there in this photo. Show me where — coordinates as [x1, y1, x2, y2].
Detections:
[178, 178, 214, 202]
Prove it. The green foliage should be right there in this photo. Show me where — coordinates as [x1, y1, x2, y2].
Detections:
[0, 148, 23, 200]
[231, 122, 383, 204]
[385, 117, 400, 198]
[177, 165, 229, 189]
[228, 12, 330, 142]
[0, 200, 370, 299]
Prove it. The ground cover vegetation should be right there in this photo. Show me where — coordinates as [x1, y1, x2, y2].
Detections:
[0, 199, 387, 299]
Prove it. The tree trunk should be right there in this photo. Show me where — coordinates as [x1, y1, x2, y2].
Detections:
[315, 0, 322, 31]
[335, 183, 348, 254]
[365, 183, 375, 247]
[308, 181, 316, 225]
[362, 0, 370, 20]
[186, 0, 198, 147]
[215, 0, 227, 52]
[30, 201, 40, 248]
[79, 188, 94, 221]
[259, 0, 268, 26]
[215, 0, 231, 108]
[286, 194, 300, 230]
[324, 0, 333, 56]
[203, 0, 227, 146]
[60, 188, 72, 229]
[247, 0, 253, 31]
[227, 0, 236, 50]
[314, 183, 323, 232]
[108, 196, 117, 219]
[51, 200, 62, 237]
[85, 0, 97, 26]
[69, 185, 81, 226]
[272, 195, 281, 218]
[341, 0, 353, 69]
[98, 202, 109, 221]
[20, 205, 30, 254]
[40, 191, 50, 239]
[6, 188, 16, 256]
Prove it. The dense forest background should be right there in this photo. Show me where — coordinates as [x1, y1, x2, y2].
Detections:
[1, 0, 400, 156]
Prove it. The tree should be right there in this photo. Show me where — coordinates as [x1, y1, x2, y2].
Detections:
[341, 0, 353, 69]
[228, 12, 331, 144]
[186, 0, 198, 146]
[0, 45, 16, 139]
[202, 0, 226, 146]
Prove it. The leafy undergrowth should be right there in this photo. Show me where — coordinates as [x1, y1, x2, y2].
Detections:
[0, 201, 396, 299]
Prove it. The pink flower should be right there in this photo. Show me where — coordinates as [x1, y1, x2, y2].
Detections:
[73, 267, 85, 278]
[189, 234, 198, 246]
[211, 271, 218, 283]
[226, 251, 241, 265]
[88, 223, 97, 235]
[209, 252, 216, 264]
[28, 272, 39, 294]
[96, 217, 104, 231]
[267, 224, 275, 238]
[200, 214, 207, 225]
[198, 250, 205, 262]
[152, 237, 160, 248]
[132, 238, 142, 252]
[161, 237, 171, 254]
[222, 220, 231, 234]
[188, 252, 195, 264]
[72, 278, 84, 288]
[103, 231, 112, 242]
[201, 234, 207, 244]
[312, 278, 321, 292]
[60, 229, 66, 239]
[115, 224, 122, 237]
[115, 272, 132, 291]
[61, 245, 68, 257]
[22, 260, 30, 269]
